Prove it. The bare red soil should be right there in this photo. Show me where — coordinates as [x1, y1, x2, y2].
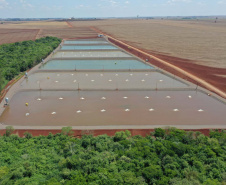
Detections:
[0, 129, 214, 137]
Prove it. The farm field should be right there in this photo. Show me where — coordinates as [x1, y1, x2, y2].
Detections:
[0, 29, 39, 45]
[0, 21, 97, 43]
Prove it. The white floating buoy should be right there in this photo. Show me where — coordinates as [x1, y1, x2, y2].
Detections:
[59, 97, 63, 100]
[91, 80, 95, 82]
[71, 74, 74, 76]
[149, 109, 154, 112]
[37, 98, 42, 101]
[125, 109, 130, 112]
[123, 97, 128, 99]
[25, 113, 30, 116]
[109, 79, 112, 82]
[73, 80, 77, 83]
[145, 96, 150, 99]
[57, 74, 60, 76]
[198, 109, 204, 112]
[130, 74, 133, 76]
[85, 74, 88, 76]
[51, 112, 56, 115]
[145, 74, 149, 76]
[77, 110, 82, 113]
[101, 109, 106, 112]
[101, 97, 106, 100]
[141, 79, 145, 82]
[188, 95, 192, 99]
[100, 74, 103, 76]
[55, 81, 59, 83]
[166, 96, 171, 99]
[115, 74, 118, 76]
[80, 97, 85, 100]
[125, 79, 129, 82]
[173, 109, 179, 112]
[159, 80, 163, 82]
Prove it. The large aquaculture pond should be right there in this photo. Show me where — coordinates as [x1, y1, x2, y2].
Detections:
[64, 40, 109, 44]
[20, 71, 188, 90]
[0, 90, 225, 126]
[60, 45, 118, 50]
[39, 59, 154, 70]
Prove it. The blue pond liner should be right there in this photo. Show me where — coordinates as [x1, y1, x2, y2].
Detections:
[40, 59, 154, 70]
[61, 45, 118, 50]
[64, 40, 108, 44]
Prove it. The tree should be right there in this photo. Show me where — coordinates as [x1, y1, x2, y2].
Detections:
[61, 127, 74, 136]
[154, 128, 166, 138]
[113, 130, 131, 142]
[0, 69, 4, 90]
[142, 165, 163, 183]
[5, 126, 14, 136]
[24, 132, 33, 139]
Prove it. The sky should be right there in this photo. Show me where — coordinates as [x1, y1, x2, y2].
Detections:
[0, 0, 226, 18]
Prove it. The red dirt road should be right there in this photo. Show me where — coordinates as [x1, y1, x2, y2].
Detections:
[66, 21, 73, 28]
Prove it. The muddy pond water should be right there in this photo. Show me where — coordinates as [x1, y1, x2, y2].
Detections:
[0, 90, 225, 126]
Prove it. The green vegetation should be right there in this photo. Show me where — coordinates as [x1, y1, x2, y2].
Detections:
[0, 37, 61, 91]
[0, 127, 226, 185]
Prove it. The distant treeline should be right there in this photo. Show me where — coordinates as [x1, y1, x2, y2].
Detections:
[0, 36, 61, 90]
[0, 127, 225, 185]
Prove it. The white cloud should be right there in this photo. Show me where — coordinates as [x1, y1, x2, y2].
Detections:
[100, 0, 119, 7]
[0, 0, 9, 9]
[218, 0, 226, 4]
[19, 0, 34, 9]
[125, 1, 129, 4]
[168, 0, 192, 3]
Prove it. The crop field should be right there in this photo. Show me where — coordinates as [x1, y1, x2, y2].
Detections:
[0, 21, 97, 42]
[37, 28, 97, 39]
[0, 29, 39, 45]
[0, 21, 68, 29]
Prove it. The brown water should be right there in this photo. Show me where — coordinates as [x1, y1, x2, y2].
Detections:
[0, 90, 225, 126]
[21, 72, 188, 90]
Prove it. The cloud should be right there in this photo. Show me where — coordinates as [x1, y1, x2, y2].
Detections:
[101, 0, 119, 7]
[0, 0, 9, 9]
[125, 1, 129, 4]
[19, 0, 34, 9]
[168, 0, 192, 3]
[218, 0, 226, 4]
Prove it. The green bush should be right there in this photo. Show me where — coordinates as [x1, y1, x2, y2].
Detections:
[0, 36, 61, 90]
[0, 129, 225, 184]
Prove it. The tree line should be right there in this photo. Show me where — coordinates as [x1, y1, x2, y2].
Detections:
[0, 37, 61, 90]
[0, 127, 225, 185]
